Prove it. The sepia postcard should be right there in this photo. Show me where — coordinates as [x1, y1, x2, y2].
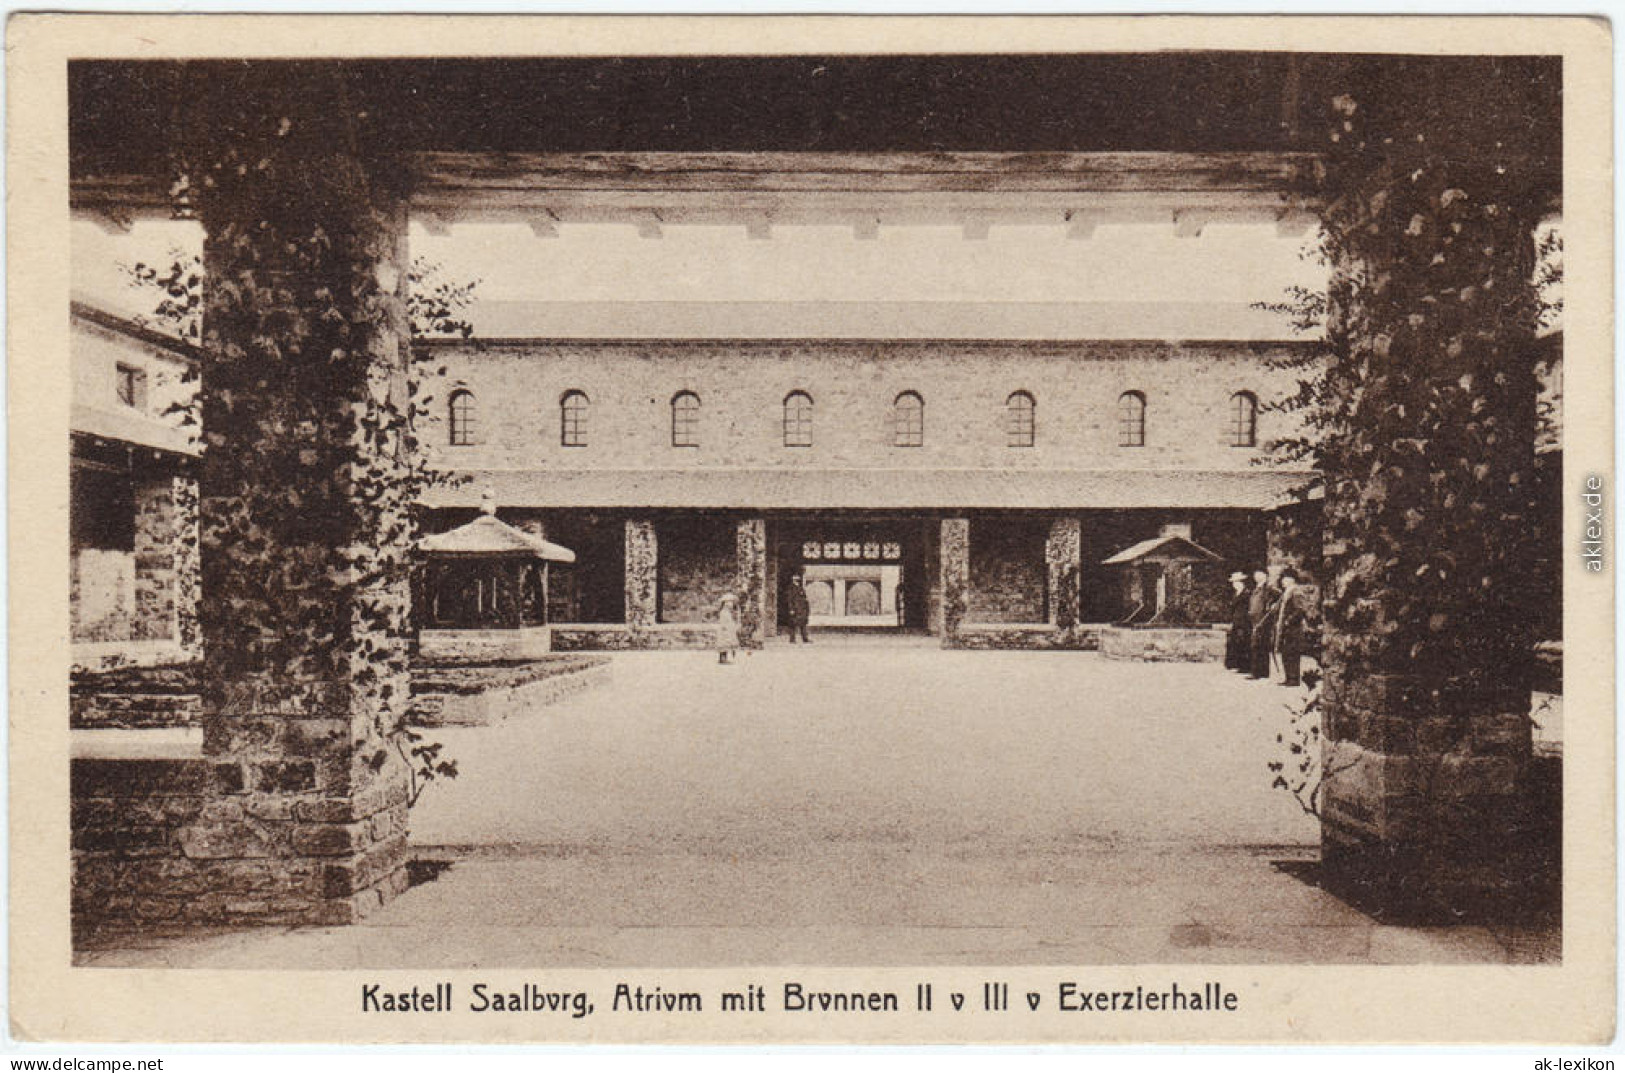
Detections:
[6, 12, 1615, 1045]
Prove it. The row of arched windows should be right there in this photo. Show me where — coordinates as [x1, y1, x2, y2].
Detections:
[447, 389, 1261, 450]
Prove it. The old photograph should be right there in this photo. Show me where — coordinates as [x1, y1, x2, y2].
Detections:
[10, 13, 1614, 1045]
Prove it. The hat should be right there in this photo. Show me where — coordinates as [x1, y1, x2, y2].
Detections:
[1228, 571, 1248, 582]
[719, 593, 739, 605]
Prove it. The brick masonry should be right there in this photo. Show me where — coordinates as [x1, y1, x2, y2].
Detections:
[72, 758, 409, 933]
[424, 339, 1312, 477]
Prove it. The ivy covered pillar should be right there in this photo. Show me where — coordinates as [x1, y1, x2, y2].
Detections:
[624, 518, 658, 631]
[1309, 68, 1557, 918]
[1045, 516, 1082, 629]
[130, 474, 191, 646]
[940, 517, 970, 645]
[735, 517, 767, 647]
[183, 75, 416, 925]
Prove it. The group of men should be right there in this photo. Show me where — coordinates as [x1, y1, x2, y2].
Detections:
[1224, 568, 1314, 686]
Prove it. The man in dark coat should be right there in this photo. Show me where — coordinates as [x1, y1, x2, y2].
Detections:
[1248, 568, 1276, 680]
[1273, 570, 1311, 686]
[785, 572, 812, 643]
[1224, 571, 1252, 672]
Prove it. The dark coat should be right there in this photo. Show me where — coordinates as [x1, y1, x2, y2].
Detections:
[1248, 584, 1279, 677]
[1225, 585, 1252, 669]
[1273, 586, 1311, 658]
[785, 582, 811, 626]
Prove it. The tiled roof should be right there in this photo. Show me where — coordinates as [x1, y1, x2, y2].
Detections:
[454, 300, 1310, 342]
[423, 467, 1319, 511]
[420, 514, 576, 561]
[1102, 533, 1226, 565]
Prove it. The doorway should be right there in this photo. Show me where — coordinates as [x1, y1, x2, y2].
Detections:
[774, 518, 929, 633]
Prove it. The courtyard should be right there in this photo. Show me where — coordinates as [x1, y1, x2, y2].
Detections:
[78, 650, 1556, 968]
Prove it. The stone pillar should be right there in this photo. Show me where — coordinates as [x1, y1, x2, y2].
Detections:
[130, 475, 182, 643]
[940, 517, 970, 644]
[1045, 516, 1082, 629]
[764, 528, 780, 637]
[624, 519, 658, 629]
[924, 518, 944, 635]
[735, 517, 767, 647]
[1311, 79, 1551, 917]
[170, 92, 415, 926]
[171, 474, 201, 658]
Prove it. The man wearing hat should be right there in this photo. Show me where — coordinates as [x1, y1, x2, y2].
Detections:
[1224, 570, 1252, 672]
[784, 571, 812, 644]
[1247, 568, 1277, 680]
[1273, 570, 1311, 687]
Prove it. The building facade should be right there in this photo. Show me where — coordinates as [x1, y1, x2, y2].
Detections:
[69, 302, 201, 671]
[420, 332, 1318, 648]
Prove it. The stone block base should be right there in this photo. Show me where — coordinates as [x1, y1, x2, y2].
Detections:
[72, 663, 201, 729]
[419, 626, 552, 662]
[945, 624, 1100, 651]
[409, 657, 612, 727]
[552, 624, 728, 651]
[72, 757, 410, 936]
[1099, 625, 1227, 662]
[1319, 748, 1560, 924]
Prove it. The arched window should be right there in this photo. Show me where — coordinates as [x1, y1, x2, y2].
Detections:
[893, 391, 924, 447]
[1006, 391, 1035, 448]
[448, 389, 477, 446]
[1118, 391, 1146, 447]
[783, 391, 813, 447]
[1230, 391, 1258, 448]
[560, 391, 589, 447]
[671, 391, 701, 447]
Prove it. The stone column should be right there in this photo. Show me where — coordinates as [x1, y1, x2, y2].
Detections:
[940, 517, 970, 644]
[1311, 78, 1551, 917]
[1045, 516, 1082, 629]
[171, 474, 201, 659]
[173, 91, 416, 925]
[130, 475, 182, 643]
[624, 519, 658, 630]
[735, 517, 767, 647]
[763, 527, 780, 637]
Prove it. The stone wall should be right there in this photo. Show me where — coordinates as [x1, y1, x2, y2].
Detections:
[552, 624, 724, 650]
[1099, 625, 1228, 662]
[968, 516, 1048, 623]
[408, 656, 612, 727]
[947, 624, 1100, 651]
[426, 339, 1314, 476]
[72, 665, 201, 729]
[72, 757, 408, 933]
[657, 515, 735, 624]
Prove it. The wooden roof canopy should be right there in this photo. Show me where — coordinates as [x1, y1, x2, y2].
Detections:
[1102, 533, 1226, 566]
[68, 54, 1561, 212]
[420, 493, 575, 562]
